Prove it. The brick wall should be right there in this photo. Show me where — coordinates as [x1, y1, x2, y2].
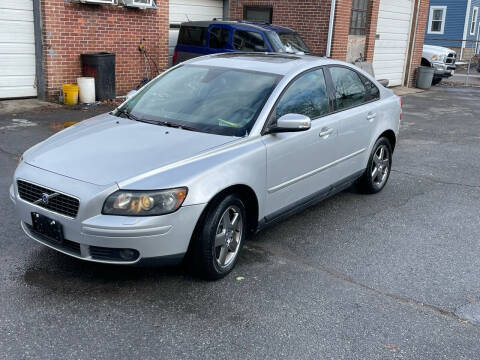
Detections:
[329, 0, 351, 60]
[364, 0, 380, 62]
[41, 0, 168, 100]
[229, 0, 331, 55]
[406, 0, 430, 87]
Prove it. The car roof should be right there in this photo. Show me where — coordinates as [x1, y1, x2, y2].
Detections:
[179, 20, 296, 34]
[182, 52, 336, 76]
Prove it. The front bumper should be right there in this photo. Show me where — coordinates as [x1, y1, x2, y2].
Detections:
[12, 163, 206, 265]
[432, 62, 455, 78]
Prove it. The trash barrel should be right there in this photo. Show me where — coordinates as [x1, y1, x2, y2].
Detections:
[416, 66, 434, 90]
[81, 52, 115, 101]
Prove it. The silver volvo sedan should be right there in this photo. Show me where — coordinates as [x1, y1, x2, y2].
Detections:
[10, 53, 401, 280]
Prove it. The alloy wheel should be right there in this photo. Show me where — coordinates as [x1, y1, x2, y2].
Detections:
[371, 144, 390, 188]
[214, 205, 243, 268]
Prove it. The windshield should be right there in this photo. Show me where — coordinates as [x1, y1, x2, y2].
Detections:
[268, 32, 310, 54]
[119, 65, 281, 137]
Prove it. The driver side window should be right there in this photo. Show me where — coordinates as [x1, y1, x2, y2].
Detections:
[274, 68, 329, 121]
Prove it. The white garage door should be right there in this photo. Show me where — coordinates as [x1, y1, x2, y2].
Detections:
[170, 0, 223, 24]
[0, 0, 37, 98]
[372, 0, 414, 87]
[169, 0, 224, 63]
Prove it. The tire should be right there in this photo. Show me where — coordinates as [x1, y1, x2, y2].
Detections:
[432, 77, 442, 86]
[189, 194, 246, 280]
[358, 137, 392, 194]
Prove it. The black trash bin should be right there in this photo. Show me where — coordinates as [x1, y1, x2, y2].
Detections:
[81, 52, 115, 101]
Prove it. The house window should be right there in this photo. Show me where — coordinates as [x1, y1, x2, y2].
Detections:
[428, 6, 447, 34]
[243, 6, 273, 23]
[471, 7, 479, 35]
[349, 0, 369, 35]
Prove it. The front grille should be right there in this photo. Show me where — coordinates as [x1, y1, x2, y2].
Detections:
[446, 53, 456, 65]
[17, 180, 80, 218]
[90, 246, 140, 262]
[25, 223, 81, 256]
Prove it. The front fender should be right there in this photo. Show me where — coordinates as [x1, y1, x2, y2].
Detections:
[118, 136, 267, 219]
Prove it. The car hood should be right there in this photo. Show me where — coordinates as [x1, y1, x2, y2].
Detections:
[423, 44, 455, 56]
[24, 113, 238, 186]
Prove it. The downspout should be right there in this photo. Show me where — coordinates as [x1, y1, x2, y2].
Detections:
[326, 0, 336, 57]
[461, 0, 472, 60]
[33, 0, 45, 100]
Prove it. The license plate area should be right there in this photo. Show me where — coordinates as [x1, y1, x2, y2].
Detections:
[31, 212, 64, 244]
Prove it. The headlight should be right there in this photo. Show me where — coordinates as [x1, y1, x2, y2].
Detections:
[102, 188, 188, 216]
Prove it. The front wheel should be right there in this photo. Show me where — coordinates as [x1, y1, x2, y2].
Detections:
[190, 194, 246, 280]
[432, 77, 442, 86]
[358, 137, 392, 194]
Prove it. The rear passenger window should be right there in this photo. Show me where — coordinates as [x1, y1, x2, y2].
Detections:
[362, 76, 380, 100]
[178, 26, 206, 47]
[329, 66, 367, 110]
[274, 69, 329, 120]
[209, 27, 229, 49]
[233, 30, 267, 52]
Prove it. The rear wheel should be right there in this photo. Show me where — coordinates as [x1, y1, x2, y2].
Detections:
[190, 194, 246, 280]
[358, 137, 392, 194]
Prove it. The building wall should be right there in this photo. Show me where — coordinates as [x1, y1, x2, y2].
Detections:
[41, 0, 169, 100]
[229, 0, 332, 55]
[424, 0, 467, 48]
[408, 0, 430, 87]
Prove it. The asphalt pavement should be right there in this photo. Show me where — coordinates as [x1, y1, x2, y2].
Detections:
[0, 88, 479, 359]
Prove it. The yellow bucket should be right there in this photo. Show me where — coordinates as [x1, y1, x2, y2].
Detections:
[62, 84, 79, 105]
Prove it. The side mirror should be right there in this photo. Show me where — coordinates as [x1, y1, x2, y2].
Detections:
[126, 89, 137, 100]
[268, 113, 311, 134]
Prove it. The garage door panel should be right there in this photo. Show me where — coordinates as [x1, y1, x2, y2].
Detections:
[376, 19, 410, 32]
[372, 59, 406, 68]
[0, 43, 35, 55]
[170, 1, 223, 24]
[2, 0, 34, 11]
[377, 11, 411, 22]
[0, 75, 36, 87]
[0, 22, 35, 43]
[0, 9, 34, 22]
[0, 87, 37, 99]
[373, 47, 408, 55]
[0, 0, 36, 98]
[373, 0, 413, 87]
[374, 53, 408, 61]
[375, 33, 409, 41]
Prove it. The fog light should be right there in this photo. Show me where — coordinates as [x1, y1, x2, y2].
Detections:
[119, 249, 138, 261]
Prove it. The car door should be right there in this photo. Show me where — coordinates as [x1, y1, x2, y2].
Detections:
[262, 68, 342, 217]
[325, 65, 379, 177]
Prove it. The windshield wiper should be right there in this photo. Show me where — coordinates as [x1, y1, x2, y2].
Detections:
[115, 108, 138, 121]
[115, 109, 161, 126]
[155, 120, 203, 133]
[115, 111, 210, 133]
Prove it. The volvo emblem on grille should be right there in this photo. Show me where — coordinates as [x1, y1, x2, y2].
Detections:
[41, 193, 50, 204]
[33, 192, 59, 205]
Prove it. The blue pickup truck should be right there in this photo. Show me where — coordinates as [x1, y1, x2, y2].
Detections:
[172, 20, 312, 66]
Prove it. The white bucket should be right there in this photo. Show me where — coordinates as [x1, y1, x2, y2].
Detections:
[77, 77, 96, 103]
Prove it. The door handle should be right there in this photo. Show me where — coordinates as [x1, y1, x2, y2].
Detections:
[319, 127, 334, 138]
[367, 113, 377, 121]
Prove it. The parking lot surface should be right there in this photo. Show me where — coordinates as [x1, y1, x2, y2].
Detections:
[0, 87, 479, 359]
